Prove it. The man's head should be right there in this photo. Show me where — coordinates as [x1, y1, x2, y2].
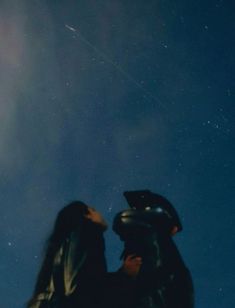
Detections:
[113, 190, 182, 239]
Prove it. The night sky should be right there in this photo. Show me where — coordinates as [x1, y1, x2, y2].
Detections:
[0, 1, 234, 307]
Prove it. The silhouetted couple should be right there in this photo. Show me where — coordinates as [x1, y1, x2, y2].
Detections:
[28, 199, 194, 308]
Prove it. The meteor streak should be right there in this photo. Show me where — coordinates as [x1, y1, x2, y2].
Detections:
[65, 24, 164, 107]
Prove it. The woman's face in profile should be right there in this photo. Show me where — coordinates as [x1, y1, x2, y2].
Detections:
[85, 207, 108, 230]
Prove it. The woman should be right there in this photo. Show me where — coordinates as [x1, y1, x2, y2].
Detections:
[28, 201, 108, 308]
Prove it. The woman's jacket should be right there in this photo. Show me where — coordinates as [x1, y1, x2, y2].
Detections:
[28, 223, 107, 308]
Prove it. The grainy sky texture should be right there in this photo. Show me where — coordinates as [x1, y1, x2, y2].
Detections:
[0, 1, 234, 307]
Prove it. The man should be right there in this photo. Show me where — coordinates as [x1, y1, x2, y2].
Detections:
[102, 190, 194, 308]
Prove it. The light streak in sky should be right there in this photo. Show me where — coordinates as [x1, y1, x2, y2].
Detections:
[65, 24, 164, 107]
[65, 24, 76, 32]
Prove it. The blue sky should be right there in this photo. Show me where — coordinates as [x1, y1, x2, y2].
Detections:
[0, 1, 234, 307]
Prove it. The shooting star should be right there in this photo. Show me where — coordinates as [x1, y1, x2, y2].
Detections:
[65, 24, 76, 32]
[64, 24, 165, 107]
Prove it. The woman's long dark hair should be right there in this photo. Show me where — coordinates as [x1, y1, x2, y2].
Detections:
[33, 201, 89, 295]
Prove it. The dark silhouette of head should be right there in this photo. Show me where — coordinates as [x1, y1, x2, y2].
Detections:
[49, 201, 89, 247]
[113, 190, 182, 243]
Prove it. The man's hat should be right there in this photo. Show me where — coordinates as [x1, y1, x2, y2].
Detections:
[113, 190, 182, 235]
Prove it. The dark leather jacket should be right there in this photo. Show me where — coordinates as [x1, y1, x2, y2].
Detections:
[101, 235, 193, 308]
